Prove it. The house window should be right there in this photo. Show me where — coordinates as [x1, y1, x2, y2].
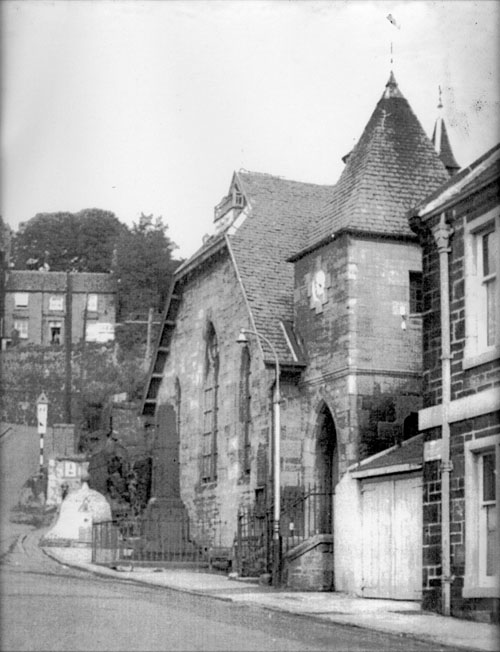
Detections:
[409, 271, 423, 314]
[240, 346, 252, 476]
[87, 294, 98, 312]
[14, 293, 29, 308]
[49, 321, 62, 345]
[480, 451, 497, 580]
[13, 319, 28, 339]
[202, 324, 219, 483]
[464, 434, 499, 598]
[464, 208, 500, 367]
[49, 295, 64, 311]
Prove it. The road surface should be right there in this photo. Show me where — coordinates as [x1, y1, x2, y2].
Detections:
[1, 530, 462, 652]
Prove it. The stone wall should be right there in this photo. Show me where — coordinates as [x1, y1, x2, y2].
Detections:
[155, 252, 278, 549]
[0, 344, 141, 430]
[419, 178, 500, 623]
[294, 234, 423, 474]
[422, 414, 500, 622]
[283, 535, 333, 591]
[420, 180, 500, 409]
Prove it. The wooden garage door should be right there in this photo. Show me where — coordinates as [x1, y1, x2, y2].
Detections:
[361, 473, 422, 600]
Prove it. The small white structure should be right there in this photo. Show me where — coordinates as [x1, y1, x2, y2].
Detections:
[43, 474, 111, 553]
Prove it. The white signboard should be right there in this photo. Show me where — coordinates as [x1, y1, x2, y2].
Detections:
[85, 322, 115, 343]
[37, 393, 48, 434]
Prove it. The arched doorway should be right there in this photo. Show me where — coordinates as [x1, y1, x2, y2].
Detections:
[315, 404, 338, 534]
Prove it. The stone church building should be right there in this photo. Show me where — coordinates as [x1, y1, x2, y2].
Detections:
[141, 73, 456, 594]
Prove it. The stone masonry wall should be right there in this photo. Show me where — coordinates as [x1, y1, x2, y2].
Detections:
[420, 180, 500, 409]
[155, 251, 300, 549]
[420, 179, 500, 623]
[422, 413, 500, 622]
[294, 234, 423, 471]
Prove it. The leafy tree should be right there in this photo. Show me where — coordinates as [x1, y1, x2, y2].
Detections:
[113, 213, 181, 320]
[12, 209, 126, 272]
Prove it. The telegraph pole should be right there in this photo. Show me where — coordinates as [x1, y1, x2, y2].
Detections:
[64, 272, 72, 422]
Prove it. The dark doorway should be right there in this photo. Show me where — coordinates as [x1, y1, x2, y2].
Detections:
[315, 404, 338, 534]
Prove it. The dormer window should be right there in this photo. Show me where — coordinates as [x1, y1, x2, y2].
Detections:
[214, 184, 246, 225]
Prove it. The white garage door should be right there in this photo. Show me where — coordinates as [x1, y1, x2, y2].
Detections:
[361, 473, 422, 600]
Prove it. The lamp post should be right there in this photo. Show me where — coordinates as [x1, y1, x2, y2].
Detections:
[237, 328, 281, 585]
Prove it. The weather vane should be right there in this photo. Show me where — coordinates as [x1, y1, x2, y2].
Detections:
[386, 14, 400, 70]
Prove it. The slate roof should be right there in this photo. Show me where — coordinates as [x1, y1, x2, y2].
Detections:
[229, 171, 332, 364]
[351, 434, 423, 476]
[304, 73, 450, 250]
[5, 270, 116, 293]
[168, 74, 454, 367]
[432, 118, 460, 173]
[411, 142, 500, 219]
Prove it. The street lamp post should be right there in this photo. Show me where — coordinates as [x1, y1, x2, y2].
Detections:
[237, 328, 281, 585]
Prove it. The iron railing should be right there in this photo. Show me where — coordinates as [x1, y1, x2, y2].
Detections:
[234, 483, 332, 577]
[92, 514, 209, 567]
[280, 483, 333, 554]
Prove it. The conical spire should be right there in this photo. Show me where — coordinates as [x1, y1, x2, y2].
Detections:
[383, 71, 404, 99]
[432, 87, 460, 176]
[308, 75, 451, 246]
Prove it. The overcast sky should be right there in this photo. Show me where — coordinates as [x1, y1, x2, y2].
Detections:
[2, 0, 499, 258]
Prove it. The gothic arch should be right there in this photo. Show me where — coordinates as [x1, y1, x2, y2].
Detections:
[314, 401, 338, 534]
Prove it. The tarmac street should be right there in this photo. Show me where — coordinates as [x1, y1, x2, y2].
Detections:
[1, 422, 499, 652]
[1, 529, 456, 652]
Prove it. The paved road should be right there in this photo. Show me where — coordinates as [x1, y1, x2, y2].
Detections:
[0, 426, 463, 651]
[0, 533, 462, 652]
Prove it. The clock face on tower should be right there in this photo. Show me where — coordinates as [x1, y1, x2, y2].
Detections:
[311, 269, 326, 302]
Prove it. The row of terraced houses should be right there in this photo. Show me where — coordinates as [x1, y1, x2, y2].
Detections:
[138, 72, 499, 623]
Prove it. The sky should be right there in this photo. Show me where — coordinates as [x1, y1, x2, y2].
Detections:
[2, 0, 499, 259]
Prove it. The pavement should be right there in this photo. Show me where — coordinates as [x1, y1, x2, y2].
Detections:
[33, 531, 499, 652]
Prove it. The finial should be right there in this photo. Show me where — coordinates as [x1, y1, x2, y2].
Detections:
[438, 85, 443, 110]
[390, 41, 394, 67]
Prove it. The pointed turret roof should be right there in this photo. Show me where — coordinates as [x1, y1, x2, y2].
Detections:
[305, 73, 450, 249]
[432, 117, 460, 176]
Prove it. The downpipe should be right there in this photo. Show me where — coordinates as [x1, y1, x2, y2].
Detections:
[432, 212, 454, 616]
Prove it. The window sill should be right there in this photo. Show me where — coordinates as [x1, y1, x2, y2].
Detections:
[463, 584, 499, 599]
[463, 347, 500, 370]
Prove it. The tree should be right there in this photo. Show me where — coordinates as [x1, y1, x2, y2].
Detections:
[113, 213, 181, 318]
[12, 209, 126, 272]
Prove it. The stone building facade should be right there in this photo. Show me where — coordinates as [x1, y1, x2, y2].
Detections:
[410, 143, 500, 623]
[141, 73, 454, 592]
[2, 270, 116, 347]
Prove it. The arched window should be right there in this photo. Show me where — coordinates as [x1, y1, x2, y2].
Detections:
[202, 324, 219, 483]
[239, 345, 251, 476]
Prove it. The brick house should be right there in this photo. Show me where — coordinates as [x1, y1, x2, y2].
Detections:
[141, 73, 453, 593]
[409, 143, 500, 623]
[2, 270, 116, 347]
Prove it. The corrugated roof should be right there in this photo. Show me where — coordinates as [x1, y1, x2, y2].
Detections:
[5, 270, 116, 293]
[305, 73, 450, 249]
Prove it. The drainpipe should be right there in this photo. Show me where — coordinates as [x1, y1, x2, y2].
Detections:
[432, 212, 454, 616]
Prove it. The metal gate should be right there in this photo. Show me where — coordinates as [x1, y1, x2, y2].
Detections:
[235, 506, 271, 577]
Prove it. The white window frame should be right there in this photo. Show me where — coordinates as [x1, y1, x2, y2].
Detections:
[87, 294, 98, 312]
[463, 207, 500, 369]
[14, 292, 29, 308]
[49, 294, 64, 312]
[464, 434, 500, 598]
[13, 318, 29, 339]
